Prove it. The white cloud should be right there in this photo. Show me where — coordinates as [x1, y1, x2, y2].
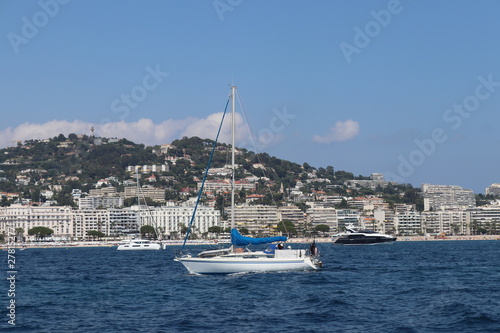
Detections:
[0, 113, 251, 148]
[312, 119, 360, 144]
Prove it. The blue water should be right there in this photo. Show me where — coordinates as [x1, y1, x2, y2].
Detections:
[2, 241, 500, 332]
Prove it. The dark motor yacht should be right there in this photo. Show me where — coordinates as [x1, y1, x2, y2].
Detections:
[333, 225, 396, 245]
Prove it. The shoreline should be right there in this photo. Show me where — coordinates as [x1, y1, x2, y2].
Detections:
[395, 235, 500, 241]
[2, 235, 499, 249]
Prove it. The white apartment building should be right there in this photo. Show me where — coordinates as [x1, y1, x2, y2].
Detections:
[278, 205, 306, 234]
[0, 205, 74, 241]
[344, 173, 396, 190]
[373, 209, 392, 233]
[73, 209, 112, 239]
[306, 205, 338, 232]
[79, 196, 124, 209]
[229, 204, 278, 236]
[394, 211, 422, 236]
[422, 184, 475, 211]
[421, 210, 470, 235]
[199, 179, 256, 193]
[485, 184, 500, 196]
[123, 186, 166, 202]
[336, 209, 360, 230]
[0, 205, 139, 241]
[107, 209, 139, 236]
[136, 204, 220, 239]
[89, 187, 118, 197]
[126, 164, 169, 174]
[468, 205, 500, 234]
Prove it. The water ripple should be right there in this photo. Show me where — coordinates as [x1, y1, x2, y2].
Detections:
[5, 241, 500, 332]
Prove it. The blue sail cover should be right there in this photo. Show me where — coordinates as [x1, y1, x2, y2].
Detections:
[231, 228, 287, 246]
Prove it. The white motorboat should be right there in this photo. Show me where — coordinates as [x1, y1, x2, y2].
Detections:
[175, 86, 322, 274]
[117, 239, 162, 250]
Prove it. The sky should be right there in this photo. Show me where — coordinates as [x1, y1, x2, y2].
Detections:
[1, 0, 500, 193]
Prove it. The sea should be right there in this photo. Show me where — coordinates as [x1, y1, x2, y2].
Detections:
[2, 240, 500, 332]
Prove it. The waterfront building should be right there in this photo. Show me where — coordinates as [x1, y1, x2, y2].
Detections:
[394, 211, 422, 236]
[306, 204, 337, 233]
[0, 205, 74, 241]
[73, 209, 114, 240]
[373, 209, 395, 234]
[107, 209, 139, 236]
[421, 210, 470, 235]
[468, 205, 500, 234]
[136, 204, 220, 239]
[336, 209, 360, 230]
[278, 204, 306, 234]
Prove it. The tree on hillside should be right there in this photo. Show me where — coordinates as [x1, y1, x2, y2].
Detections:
[54, 186, 76, 207]
[335, 198, 350, 209]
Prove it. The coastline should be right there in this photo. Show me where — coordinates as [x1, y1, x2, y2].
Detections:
[3, 234, 499, 249]
[395, 235, 500, 241]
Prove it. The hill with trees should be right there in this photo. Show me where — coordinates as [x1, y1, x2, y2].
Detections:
[0, 134, 425, 209]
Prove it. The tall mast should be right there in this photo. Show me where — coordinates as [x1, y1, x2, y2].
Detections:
[231, 86, 236, 229]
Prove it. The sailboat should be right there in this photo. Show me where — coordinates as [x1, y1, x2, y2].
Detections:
[175, 86, 322, 274]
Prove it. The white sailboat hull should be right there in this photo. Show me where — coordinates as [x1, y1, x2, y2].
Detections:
[176, 249, 320, 274]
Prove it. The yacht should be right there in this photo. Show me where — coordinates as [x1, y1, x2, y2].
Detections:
[117, 239, 162, 250]
[332, 225, 396, 245]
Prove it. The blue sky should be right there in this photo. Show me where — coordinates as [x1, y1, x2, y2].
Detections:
[1, 0, 500, 193]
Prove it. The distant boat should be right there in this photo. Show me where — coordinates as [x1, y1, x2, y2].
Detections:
[332, 224, 396, 245]
[117, 171, 163, 251]
[175, 86, 322, 274]
[117, 239, 162, 250]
